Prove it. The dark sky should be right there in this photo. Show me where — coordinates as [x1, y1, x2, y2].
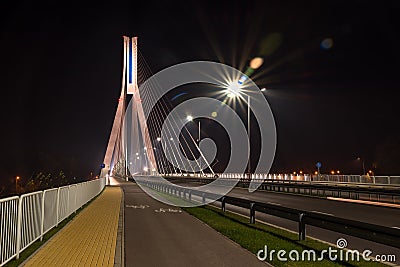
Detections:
[1, 0, 400, 188]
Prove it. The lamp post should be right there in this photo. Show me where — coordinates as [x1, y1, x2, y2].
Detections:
[225, 84, 252, 178]
[225, 57, 264, 179]
[356, 157, 365, 175]
[15, 176, 20, 194]
[186, 115, 201, 142]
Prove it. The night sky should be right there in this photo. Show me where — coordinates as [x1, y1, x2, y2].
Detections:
[1, 0, 400, 191]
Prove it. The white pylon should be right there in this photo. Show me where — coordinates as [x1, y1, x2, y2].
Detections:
[101, 37, 157, 179]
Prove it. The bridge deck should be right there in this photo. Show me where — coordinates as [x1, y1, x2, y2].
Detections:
[23, 187, 122, 267]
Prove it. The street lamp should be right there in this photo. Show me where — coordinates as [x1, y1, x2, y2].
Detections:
[186, 115, 201, 142]
[15, 176, 20, 194]
[225, 82, 252, 178]
[356, 157, 366, 175]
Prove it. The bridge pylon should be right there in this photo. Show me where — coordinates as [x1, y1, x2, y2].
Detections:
[101, 37, 157, 181]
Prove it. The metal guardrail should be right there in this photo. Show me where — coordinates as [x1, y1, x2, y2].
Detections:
[141, 179, 400, 249]
[165, 177, 400, 204]
[0, 178, 105, 266]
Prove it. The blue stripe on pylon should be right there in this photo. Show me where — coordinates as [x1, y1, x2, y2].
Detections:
[129, 38, 132, 84]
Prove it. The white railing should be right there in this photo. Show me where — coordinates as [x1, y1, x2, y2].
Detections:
[0, 178, 105, 266]
[163, 172, 400, 185]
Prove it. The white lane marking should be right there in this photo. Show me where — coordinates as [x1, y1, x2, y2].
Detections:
[126, 204, 149, 209]
[154, 208, 182, 213]
[267, 202, 281, 206]
[327, 197, 400, 208]
[311, 210, 334, 216]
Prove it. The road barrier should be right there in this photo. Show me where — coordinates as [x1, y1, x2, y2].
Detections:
[165, 176, 400, 204]
[163, 173, 400, 185]
[0, 178, 105, 266]
[140, 179, 400, 249]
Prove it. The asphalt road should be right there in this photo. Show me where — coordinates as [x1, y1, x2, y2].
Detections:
[174, 181, 400, 265]
[121, 183, 268, 267]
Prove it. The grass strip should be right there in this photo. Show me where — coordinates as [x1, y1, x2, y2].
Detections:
[183, 205, 385, 267]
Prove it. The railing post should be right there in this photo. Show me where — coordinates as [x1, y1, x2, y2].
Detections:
[299, 213, 306, 240]
[74, 185, 77, 213]
[250, 203, 256, 224]
[67, 187, 70, 216]
[40, 191, 45, 241]
[16, 196, 23, 259]
[56, 188, 60, 226]
[221, 197, 226, 212]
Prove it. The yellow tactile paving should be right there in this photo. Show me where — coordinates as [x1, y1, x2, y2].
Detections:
[23, 187, 122, 267]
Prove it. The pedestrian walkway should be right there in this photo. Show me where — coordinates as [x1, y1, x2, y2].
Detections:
[23, 187, 122, 267]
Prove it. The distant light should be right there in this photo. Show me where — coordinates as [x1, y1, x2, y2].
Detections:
[237, 75, 248, 85]
[293, 171, 296, 175]
[144, 147, 147, 150]
[156, 137, 161, 142]
[136, 157, 139, 159]
[186, 115, 193, 121]
[226, 81, 241, 97]
[337, 170, 340, 174]
[143, 167, 148, 172]
[330, 170, 335, 175]
[299, 170, 303, 174]
[16, 176, 20, 180]
[368, 170, 372, 173]
[169, 137, 174, 141]
[314, 171, 318, 175]
[320, 38, 333, 50]
[136, 152, 139, 155]
[250, 57, 264, 69]
[261, 88, 266, 92]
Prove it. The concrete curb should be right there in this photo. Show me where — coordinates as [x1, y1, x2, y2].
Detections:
[114, 186, 125, 267]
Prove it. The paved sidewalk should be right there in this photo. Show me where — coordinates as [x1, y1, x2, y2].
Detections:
[23, 187, 122, 267]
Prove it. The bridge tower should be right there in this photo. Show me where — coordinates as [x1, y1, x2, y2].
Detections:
[101, 37, 157, 180]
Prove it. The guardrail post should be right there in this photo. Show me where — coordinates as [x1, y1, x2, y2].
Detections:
[299, 213, 306, 241]
[221, 197, 226, 212]
[189, 191, 192, 201]
[250, 203, 256, 224]
[202, 193, 206, 204]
